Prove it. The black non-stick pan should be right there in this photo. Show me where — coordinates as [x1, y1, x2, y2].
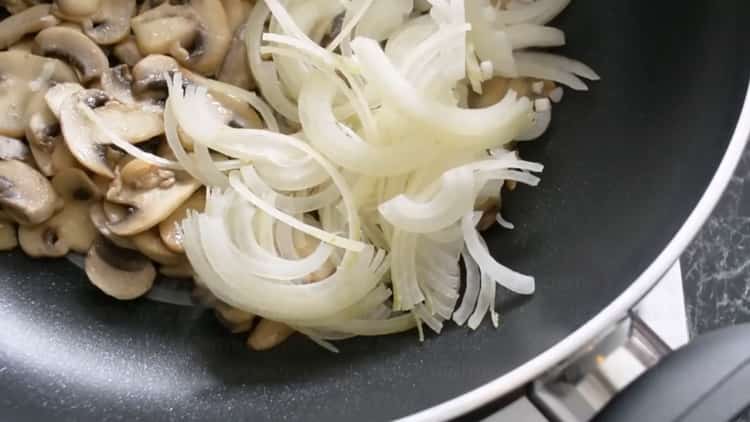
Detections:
[1, 1, 749, 421]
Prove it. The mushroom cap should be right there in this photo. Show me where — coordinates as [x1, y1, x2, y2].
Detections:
[158, 260, 193, 278]
[85, 236, 156, 300]
[217, 24, 255, 91]
[247, 319, 294, 351]
[53, 0, 102, 19]
[59, 88, 164, 177]
[45, 82, 84, 119]
[220, 0, 253, 35]
[34, 26, 109, 83]
[7, 36, 36, 53]
[112, 37, 143, 67]
[214, 301, 254, 333]
[131, 54, 180, 101]
[59, 88, 114, 177]
[106, 160, 201, 236]
[20, 167, 103, 254]
[0, 220, 18, 251]
[131, 228, 183, 265]
[51, 167, 102, 203]
[0, 159, 62, 225]
[131, 0, 231, 75]
[159, 187, 205, 253]
[0, 51, 77, 138]
[82, 0, 136, 45]
[89, 201, 137, 249]
[18, 222, 69, 257]
[100, 65, 136, 104]
[0, 135, 31, 162]
[0, 4, 60, 50]
[25, 106, 79, 176]
[94, 101, 164, 143]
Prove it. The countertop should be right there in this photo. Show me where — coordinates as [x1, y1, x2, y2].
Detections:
[682, 145, 750, 422]
[682, 145, 750, 336]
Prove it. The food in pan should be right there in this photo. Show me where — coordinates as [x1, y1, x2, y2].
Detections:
[0, 0, 597, 351]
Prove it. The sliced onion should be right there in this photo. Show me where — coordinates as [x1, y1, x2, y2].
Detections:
[462, 211, 534, 294]
[378, 167, 475, 233]
[351, 37, 533, 147]
[453, 249, 481, 325]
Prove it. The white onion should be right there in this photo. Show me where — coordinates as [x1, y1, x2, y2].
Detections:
[351, 37, 533, 148]
[462, 212, 535, 295]
[148, 0, 599, 348]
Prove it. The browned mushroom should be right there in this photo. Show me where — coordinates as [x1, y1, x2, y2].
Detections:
[58, 89, 164, 178]
[158, 188, 205, 253]
[0, 218, 18, 251]
[85, 236, 156, 300]
[18, 167, 101, 257]
[130, 227, 184, 265]
[52, 0, 101, 21]
[131, 0, 231, 75]
[0, 159, 62, 225]
[34, 25, 109, 83]
[82, 0, 135, 45]
[214, 301, 255, 333]
[247, 319, 295, 351]
[112, 36, 143, 67]
[106, 159, 201, 236]
[0, 4, 59, 50]
[0, 51, 77, 138]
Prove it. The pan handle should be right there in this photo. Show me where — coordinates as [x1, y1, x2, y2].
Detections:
[593, 323, 750, 422]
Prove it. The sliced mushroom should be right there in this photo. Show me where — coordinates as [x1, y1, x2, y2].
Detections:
[34, 26, 109, 83]
[131, 54, 180, 101]
[0, 135, 31, 162]
[100, 64, 136, 104]
[89, 200, 136, 249]
[59, 89, 164, 177]
[0, 4, 59, 49]
[59, 89, 112, 176]
[221, 0, 253, 34]
[158, 187, 204, 253]
[1, 0, 32, 14]
[247, 319, 294, 351]
[85, 236, 156, 300]
[32, 167, 101, 253]
[7, 36, 35, 52]
[106, 162, 201, 236]
[0, 220, 18, 251]
[214, 301, 255, 333]
[101, 199, 129, 223]
[16, 167, 96, 257]
[18, 222, 68, 257]
[217, 22, 255, 90]
[131, 0, 231, 75]
[82, 0, 135, 45]
[26, 108, 78, 176]
[131, 228, 183, 265]
[95, 101, 164, 142]
[112, 37, 143, 67]
[0, 159, 62, 225]
[0, 51, 77, 138]
[52, 0, 101, 20]
[158, 260, 193, 278]
[189, 72, 263, 129]
[45, 81, 84, 119]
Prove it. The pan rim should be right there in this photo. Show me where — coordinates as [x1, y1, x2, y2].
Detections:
[399, 84, 750, 422]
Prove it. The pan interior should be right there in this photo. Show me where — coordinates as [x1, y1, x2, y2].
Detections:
[1, 1, 749, 420]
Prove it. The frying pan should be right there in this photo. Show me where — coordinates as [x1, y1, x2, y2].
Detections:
[1, 1, 750, 421]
